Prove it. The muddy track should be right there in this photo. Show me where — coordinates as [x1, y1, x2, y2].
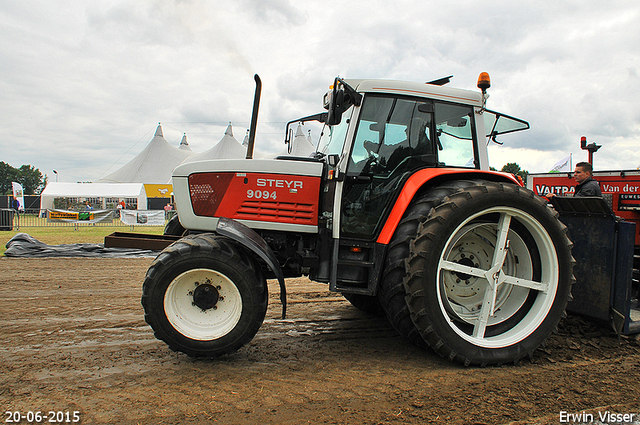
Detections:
[1, 258, 639, 424]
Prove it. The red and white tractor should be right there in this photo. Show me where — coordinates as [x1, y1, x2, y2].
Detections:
[142, 73, 574, 366]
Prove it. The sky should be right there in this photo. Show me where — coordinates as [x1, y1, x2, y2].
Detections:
[1, 0, 640, 184]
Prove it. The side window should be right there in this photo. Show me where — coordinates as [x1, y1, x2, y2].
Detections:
[348, 97, 393, 174]
[434, 103, 476, 167]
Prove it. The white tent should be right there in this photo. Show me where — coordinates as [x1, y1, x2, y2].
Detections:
[40, 182, 147, 210]
[240, 129, 272, 159]
[276, 124, 316, 158]
[97, 124, 191, 184]
[178, 133, 191, 152]
[241, 130, 249, 147]
[184, 123, 246, 163]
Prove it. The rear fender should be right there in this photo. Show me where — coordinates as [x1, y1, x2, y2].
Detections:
[215, 217, 287, 319]
[376, 169, 520, 245]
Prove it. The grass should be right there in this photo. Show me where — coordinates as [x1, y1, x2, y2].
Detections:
[0, 226, 165, 256]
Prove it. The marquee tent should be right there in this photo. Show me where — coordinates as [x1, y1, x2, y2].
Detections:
[184, 124, 246, 163]
[178, 133, 191, 152]
[97, 124, 191, 184]
[276, 124, 316, 158]
[40, 182, 147, 210]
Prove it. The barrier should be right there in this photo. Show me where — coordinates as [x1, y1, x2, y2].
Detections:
[1, 209, 176, 229]
[0, 209, 14, 231]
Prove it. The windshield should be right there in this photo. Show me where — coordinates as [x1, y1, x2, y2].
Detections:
[317, 106, 353, 156]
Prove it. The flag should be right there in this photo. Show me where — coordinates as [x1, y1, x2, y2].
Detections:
[11, 182, 25, 211]
[549, 155, 571, 173]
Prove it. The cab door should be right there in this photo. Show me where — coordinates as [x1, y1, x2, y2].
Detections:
[340, 95, 434, 240]
[330, 95, 435, 293]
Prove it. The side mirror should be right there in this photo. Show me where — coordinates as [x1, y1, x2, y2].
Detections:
[327, 85, 345, 125]
[326, 77, 362, 126]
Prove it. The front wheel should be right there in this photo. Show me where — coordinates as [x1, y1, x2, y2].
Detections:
[142, 234, 268, 357]
[404, 182, 573, 366]
[164, 214, 187, 236]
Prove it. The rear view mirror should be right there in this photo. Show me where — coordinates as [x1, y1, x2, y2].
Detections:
[325, 77, 362, 126]
[327, 85, 345, 126]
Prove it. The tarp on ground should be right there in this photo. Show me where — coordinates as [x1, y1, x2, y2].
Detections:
[4, 233, 159, 258]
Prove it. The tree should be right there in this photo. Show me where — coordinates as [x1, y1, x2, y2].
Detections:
[500, 162, 528, 185]
[18, 164, 46, 194]
[0, 162, 18, 195]
[0, 162, 46, 195]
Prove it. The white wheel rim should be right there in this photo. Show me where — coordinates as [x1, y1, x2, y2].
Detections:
[164, 268, 243, 341]
[437, 207, 559, 348]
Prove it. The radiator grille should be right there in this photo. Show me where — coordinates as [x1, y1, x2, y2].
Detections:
[235, 200, 315, 224]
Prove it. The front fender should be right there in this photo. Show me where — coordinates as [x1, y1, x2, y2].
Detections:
[215, 217, 287, 319]
[376, 168, 520, 245]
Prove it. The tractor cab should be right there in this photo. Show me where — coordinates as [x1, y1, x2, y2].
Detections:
[307, 76, 530, 293]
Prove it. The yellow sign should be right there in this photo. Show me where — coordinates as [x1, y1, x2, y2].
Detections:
[144, 184, 173, 198]
[49, 211, 95, 221]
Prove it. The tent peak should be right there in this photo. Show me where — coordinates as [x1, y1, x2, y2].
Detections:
[242, 129, 249, 147]
[225, 122, 233, 137]
[155, 123, 163, 137]
[180, 133, 189, 146]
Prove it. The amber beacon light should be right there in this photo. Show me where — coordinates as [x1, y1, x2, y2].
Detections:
[477, 72, 491, 92]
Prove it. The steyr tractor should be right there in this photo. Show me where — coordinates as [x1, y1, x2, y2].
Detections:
[141, 73, 574, 366]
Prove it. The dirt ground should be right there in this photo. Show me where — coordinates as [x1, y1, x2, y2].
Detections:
[1, 257, 639, 425]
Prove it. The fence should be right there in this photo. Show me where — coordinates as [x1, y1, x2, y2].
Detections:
[2, 209, 176, 231]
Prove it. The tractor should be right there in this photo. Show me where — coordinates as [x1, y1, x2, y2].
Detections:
[141, 73, 574, 366]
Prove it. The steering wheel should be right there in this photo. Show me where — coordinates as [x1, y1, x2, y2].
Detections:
[363, 139, 380, 156]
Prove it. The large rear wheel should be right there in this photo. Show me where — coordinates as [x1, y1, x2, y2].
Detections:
[378, 181, 479, 346]
[142, 234, 268, 357]
[343, 293, 385, 316]
[403, 182, 573, 365]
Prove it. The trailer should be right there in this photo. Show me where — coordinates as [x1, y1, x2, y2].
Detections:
[528, 171, 640, 334]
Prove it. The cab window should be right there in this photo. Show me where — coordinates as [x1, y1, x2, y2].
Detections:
[348, 96, 433, 176]
[435, 102, 476, 168]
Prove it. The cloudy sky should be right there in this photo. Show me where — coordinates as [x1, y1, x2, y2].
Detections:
[1, 0, 639, 184]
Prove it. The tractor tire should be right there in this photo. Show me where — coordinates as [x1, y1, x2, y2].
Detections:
[343, 293, 386, 316]
[378, 181, 478, 346]
[403, 182, 573, 366]
[141, 233, 268, 357]
[164, 214, 187, 236]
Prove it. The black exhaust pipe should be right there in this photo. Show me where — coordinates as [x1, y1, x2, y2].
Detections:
[245, 74, 262, 159]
